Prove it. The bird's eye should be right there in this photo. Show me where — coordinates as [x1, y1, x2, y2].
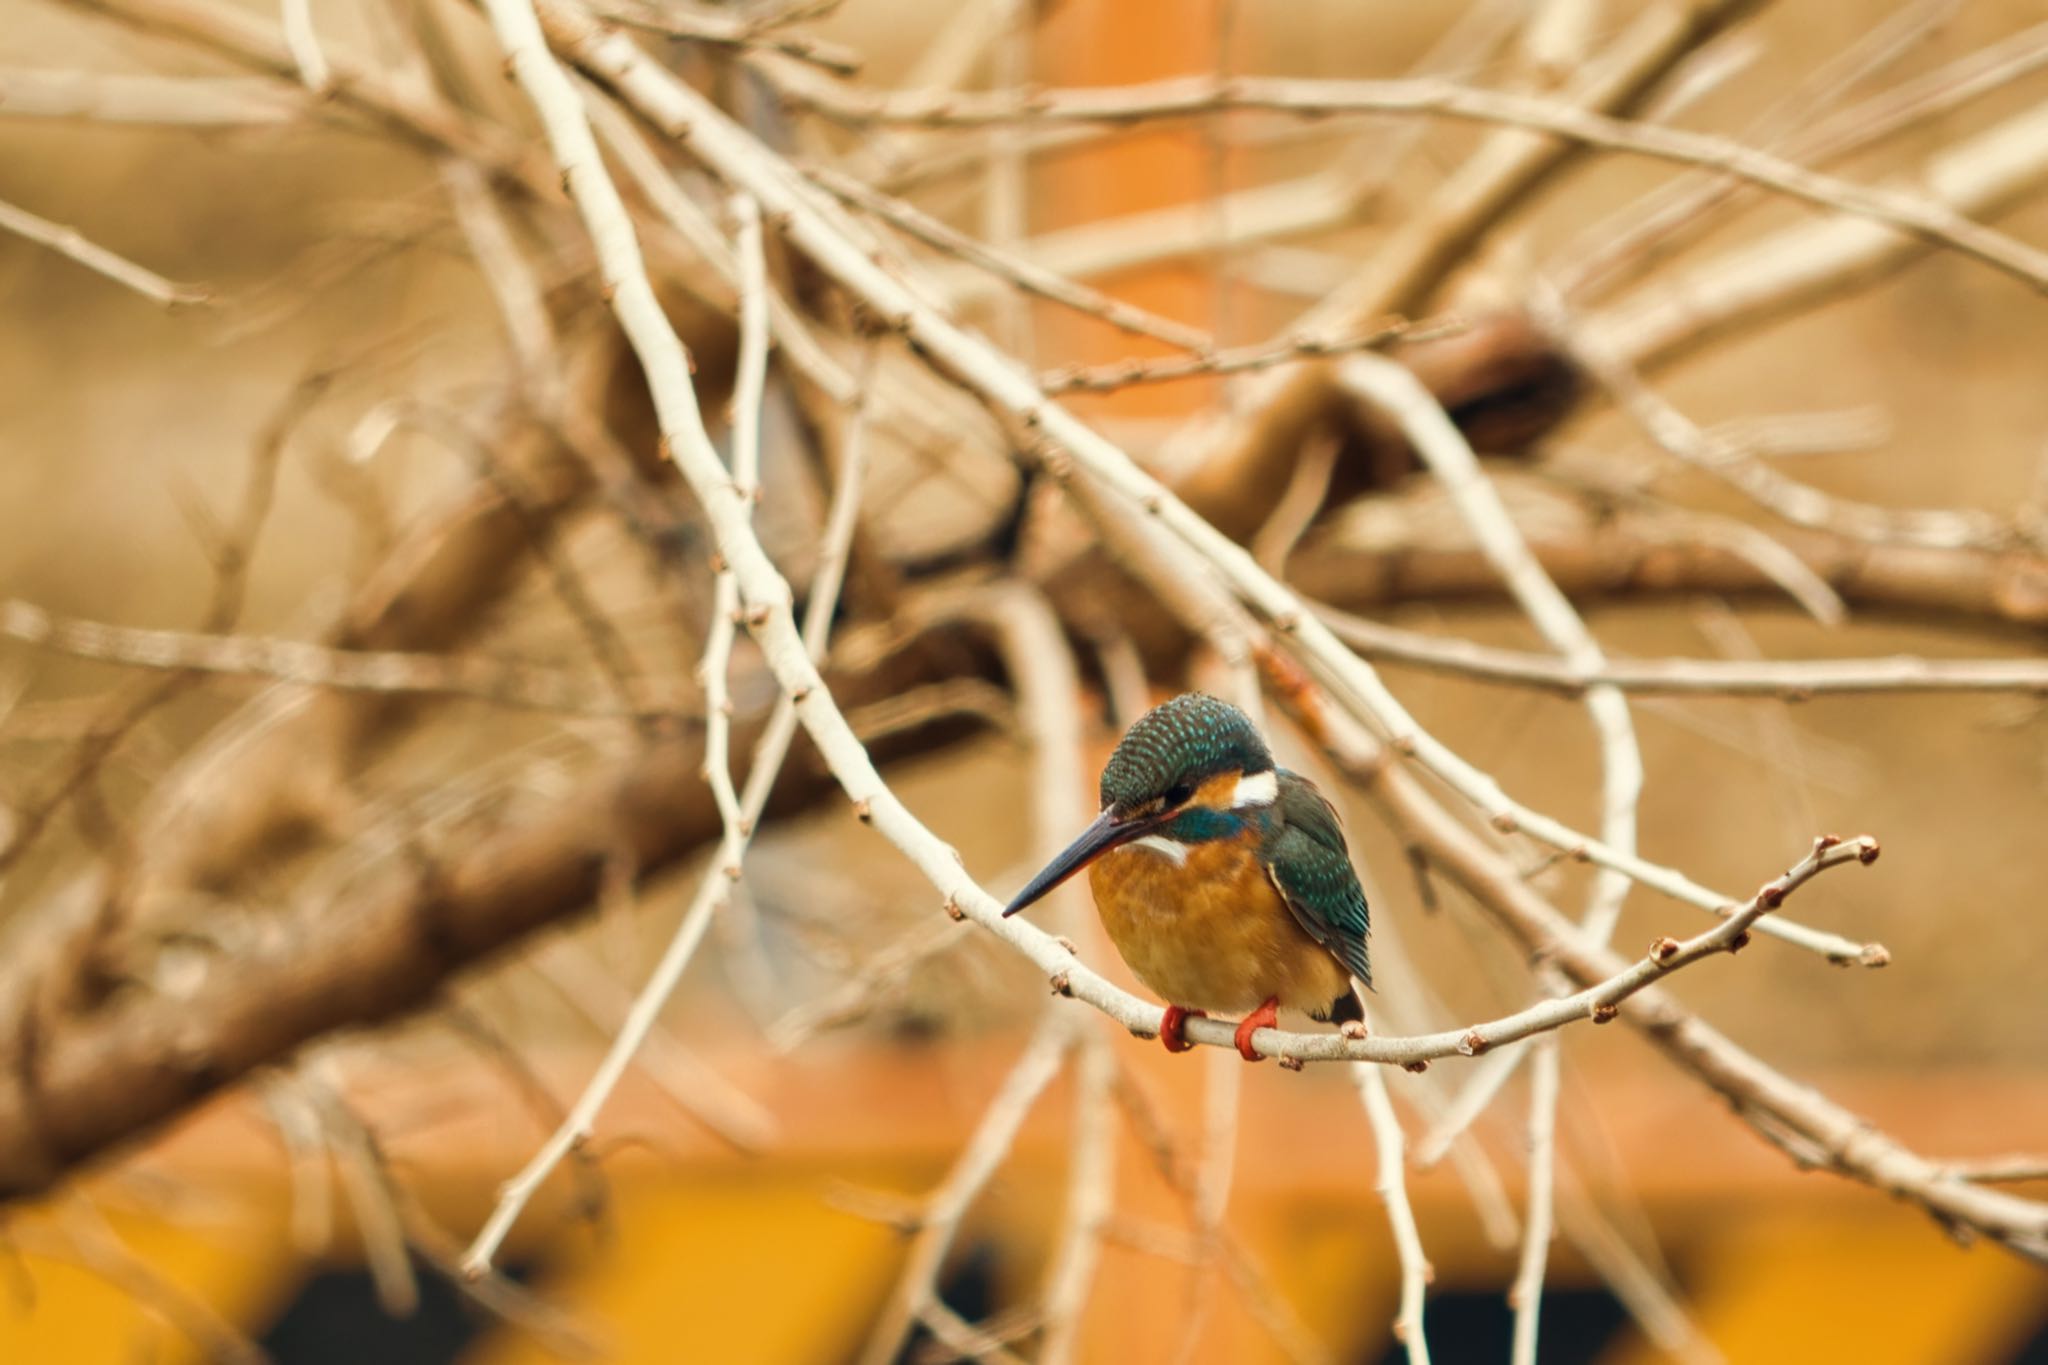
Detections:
[1163, 782, 1195, 807]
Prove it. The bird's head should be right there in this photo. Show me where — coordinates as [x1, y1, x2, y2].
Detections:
[1003, 694, 1276, 918]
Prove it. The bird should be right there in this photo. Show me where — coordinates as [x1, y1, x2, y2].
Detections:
[1003, 693, 1371, 1062]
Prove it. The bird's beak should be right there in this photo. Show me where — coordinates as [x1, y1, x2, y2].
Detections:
[1003, 809, 1150, 917]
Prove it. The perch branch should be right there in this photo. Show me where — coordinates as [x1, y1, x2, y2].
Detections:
[544, 1, 1882, 965]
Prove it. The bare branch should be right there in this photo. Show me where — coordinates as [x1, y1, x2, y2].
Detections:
[1356, 1066, 1433, 1363]
[1508, 1037, 1560, 1365]
[1037, 1036, 1114, 1365]
[592, 0, 861, 75]
[1317, 605, 2048, 699]
[1588, 97, 2048, 371]
[279, 0, 331, 95]
[807, 165, 1217, 356]
[773, 72, 2048, 295]
[858, 1019, 1072, 1365]
[1286, 682, 2048, 1260]
[0, 194, 205, 307]
[0, 597, 665, 717]
[0, 68, 302, 125]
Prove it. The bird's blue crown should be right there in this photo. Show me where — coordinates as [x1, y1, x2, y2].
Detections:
[1099, 693, 1274, 813]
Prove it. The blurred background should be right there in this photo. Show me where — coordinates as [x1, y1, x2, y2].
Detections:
[2, 0, 2047, 1360]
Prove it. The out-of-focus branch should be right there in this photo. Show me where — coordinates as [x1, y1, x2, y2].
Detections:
[113, 418, 601, 907]
[0, 598, 672, 718]
[857, 1017, 1072, 1365]
[1037, 1035, 1114, 1365]
[593, 0, 861, 75]
[279, 0, 330, 95]
[1038, 318, 1423, 397]
[1539, 282, 2022, 552]
[773, 73, 2048, 296]
[8, 6, 2044, 1329]
[1553, 17, 2048, 302]
[1290, 485, 2048, 637]
[9, 1198, 269, 1365]
[1108, 1060, 1331, 1365]
[0, 616, 1000, 1201]
[1277, 675, 2048, 1262]
[1356, 1066, 1433, 1363]
[1342, 352, 1644, 1364]
[0, 67, 303, 125]
[806, 165, 1216, 356]
[1317, 605, 2048, 698]
[0, 194, 206, 307]
[1163, 0, 1756, 540]
[1943, 1155, 2048, 1186]
[1508, 1038, 1561, 1365]
[1586, 98, 2048, 372]
[906, 0, 1531, 301]
[65, 0, 566, 206]
[528, 941, 776, 1151]
[456, 179, 859, 1268]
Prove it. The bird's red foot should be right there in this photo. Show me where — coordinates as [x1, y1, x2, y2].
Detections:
[1234, 997, 1281, 1062]
[1159, 1004, 1207, 1053]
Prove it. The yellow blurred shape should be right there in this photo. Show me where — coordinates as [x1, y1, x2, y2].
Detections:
[1600, 1211, 2046, 1365]
[0, 1196, 296, 1365]
[464, 1173, 906, 1365]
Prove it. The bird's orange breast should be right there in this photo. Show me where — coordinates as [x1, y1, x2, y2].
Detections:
[1088, 832, 1351, 1017]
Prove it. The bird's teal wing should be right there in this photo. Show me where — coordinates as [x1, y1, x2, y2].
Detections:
[1264, 771, 1373, 989]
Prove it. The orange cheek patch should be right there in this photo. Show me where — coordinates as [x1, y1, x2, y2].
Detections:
[1192, 770, 1243, 811]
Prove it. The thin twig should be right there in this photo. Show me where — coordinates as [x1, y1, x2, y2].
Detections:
[857, 1018, 1073, 1365]
[1555, 1157, 1721, 1364]
[1349, 347, 1645, 1365]
[529, 941, 778, 1150]
[1588, 97, 2048, 371]
[1356, 1066, 1432, 1363]
[451, 33, 871, 1258]
[1109, 1061, 1331, 1365]
[807, 164, 1215, 356]
[1508, 1037, 1560, 1365]
[279, 0, 332, 94]
[1037, 1034, 1114, 1365]
[1288, 689, 2048, 1261]
[1556, 15, 2048, 301]
[0, 598, 675, 717]
[592, 0, 861, 75]
[1038, 318, 1423, 395]
[1413, 1043, 1525, 1171]
[1317, 604, 2048, 699]
[1942, 1155, 2048, 1185]
[773, 71, 2048, 295]
[0, 194, 206, 307]
[1538, 280, 2016, 552]
[700, 192, 771, 843]
[0, 68, 302, 124]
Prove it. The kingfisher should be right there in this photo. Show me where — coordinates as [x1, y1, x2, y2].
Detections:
[1003, 693, 1371, 1062]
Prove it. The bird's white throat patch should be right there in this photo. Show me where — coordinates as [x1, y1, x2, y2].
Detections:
[1124, 834, 1190, 865]
[1230, 769, 1279, 808]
